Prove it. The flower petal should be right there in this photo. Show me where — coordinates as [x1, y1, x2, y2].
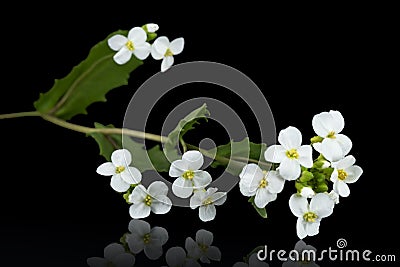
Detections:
[199, 205, 216, 222]
[279, 158, 301, 180]
[165, 247, 186, 267]
[334, 155, 356, 169]
[278, 126, 302, 149]
[128, 219, 151, 236]
[129, 185, 147, 204]
[111, 149, 132, 167]
[144, 244, 163, 260]
[104, 243, 125, 261]
[239, 181, 257, 197]
[193, 171, 212, 189]
[266, 171, 285, 193]
[264, 144, 286, 163]
[329, 110, 345, 133]
[172, 177, 193, 198]
[310, 193, 334, 218]
[112, 253, 136, 267]
[96, 162, 115, 176]
[153, 36, 169, 54]
[289, 194, 309, 217]
[190, 190, 205, 209]
[169, 160, 187, 177]
[161, 56, 174, 72]
[319, 138, 344, 162]
[128, 27, 147, 44]
[239, 163, 264, 187]
[306, 222, 320, 237]
[150, 226, 169, 245]
[113, 46, 132, 65]
[207, 246, 222, 261]
[121, 167, 142, 184]
[249, 254, 269, 267]
[334, 180, 350, 197]
[312, 112, 331, 137]
[255, 188, 277, 208]
[211, 192, 227, 206]
[196, 229, 214, 246]
[151, 195, 172, 214]
[297, 145, 313, 168]
[129, 202, 151, 219]
[336, 134, 352, 156]
[148, 181, 169, 197]
[108, 34, 127, 51]
[110, 174, 130, 192]
[170, 37, 184, 55]
[151, 44, 164, 60]
[345, 165, 363, 183]
[296, 217, 308, 239]
[182, 150, 204, 170]
[127, 234, 145, 254]
[133, 42, 151, 60]
[185, 237, 201, 259]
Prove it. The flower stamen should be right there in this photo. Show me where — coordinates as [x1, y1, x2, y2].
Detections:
[182, 170, 195, 180]
[337, 169, 348, 180]
[286, 149, 299, 159]
[144, 195, 152, 206]
[115, 166, 125, 174]
[164, 48, 173, 57]
[303, 212, 318, 223]
[327, 131, 336, 139]
[143, 233, 151, 244]
[125, 40, 135, 51]
[203, 197, 213, 206]
[259, 178, 268, 188]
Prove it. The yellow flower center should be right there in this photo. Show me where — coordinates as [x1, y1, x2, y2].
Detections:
[259, 178, 268, 188]
[143, 233, 151, 244]
[327, 131, 336, 139]
[115, 166, 125, 174]
[144, 195, 152, 206]
[164, 48, 173, 57]
[286, 149, 299, 159]
[182, 170, 195, 180]
[126, 40, 135, 51]
[199, 243, 208, 252]
[303, 212, 318, 223]
[338, 169, 348, 180]
[203, 197, 213, 206]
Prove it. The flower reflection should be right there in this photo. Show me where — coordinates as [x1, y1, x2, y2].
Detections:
[87, 243, 135, 267]
[164, 246, 201, 267]
[185, 229, 221, 263]
[282, 240, 319, 267]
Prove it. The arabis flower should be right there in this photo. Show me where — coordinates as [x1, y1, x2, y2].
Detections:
[289, 193, 334, 239]
[87, 243, 135, 267]
[126, 219, 168, 260]
[300, 187, 315, 198]
[185, 229, 221, 263]
[264, 126, 313, 180]
[164, 247, 201, 267]
[128, 181, 172, 219]
[330, 155, 363, 197]
[312, 110, 352, 162]
[169, 150, 212, 198]
[96, 149, 142, 192]
[151, 36, 184, 72]
[239, 164, 285, 208]
[145, 23, 159, 33]
[328, 190, 340, 204]
[282, 240, 319, 267]
[190, 187, 227, 222]
[108, 27, 151, 64]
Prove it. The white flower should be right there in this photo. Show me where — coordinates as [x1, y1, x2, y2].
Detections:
[108, 27, 151, 64]
[239, 164, 285, 208]
[126, 219, 168, 260]
[312, 110, 352, 162]
[328, 190, 340, 204]
[164, 247, 201, 267]
[289, 193, 334, 239]
[282, 240, 319, 267]
[169, 150, 212, 198]
[232, 254, 270, 267]
[190, 187, 227, 222]
[330, 155, 363, 197]
[145, 23, 159, 33]
[264, 126, 313, 180]
[96, 149, 142, 192]
[151, 36, 184, 72]
[128, 181, 172, 219]
[300, 187, 315, 198]
[87, 243, 135, 267]
[185, 229, 221, 263]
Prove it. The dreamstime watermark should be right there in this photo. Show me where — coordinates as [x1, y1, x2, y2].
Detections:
[256, 238, 397, 263]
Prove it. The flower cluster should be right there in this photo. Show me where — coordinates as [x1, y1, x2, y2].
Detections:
[108, 23, 184, 72]
[239, 110, 363, 239]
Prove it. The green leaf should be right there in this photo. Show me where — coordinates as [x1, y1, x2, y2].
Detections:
[164, 103, 210, 159]
[34, 30, 142, 120]
[209, 138, 268, 176]
[88, 123, 177, 172]
[248, 196, 268, 218]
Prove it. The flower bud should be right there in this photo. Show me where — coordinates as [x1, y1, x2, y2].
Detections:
[310, 136, 323, 144]
[299, 171, 314, 182]
[144, 23, 159, 33]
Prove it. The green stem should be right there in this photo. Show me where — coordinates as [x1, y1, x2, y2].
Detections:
[0, 111, 41, 119]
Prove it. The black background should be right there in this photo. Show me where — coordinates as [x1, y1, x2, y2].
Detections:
[0, 4, 398, 266]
